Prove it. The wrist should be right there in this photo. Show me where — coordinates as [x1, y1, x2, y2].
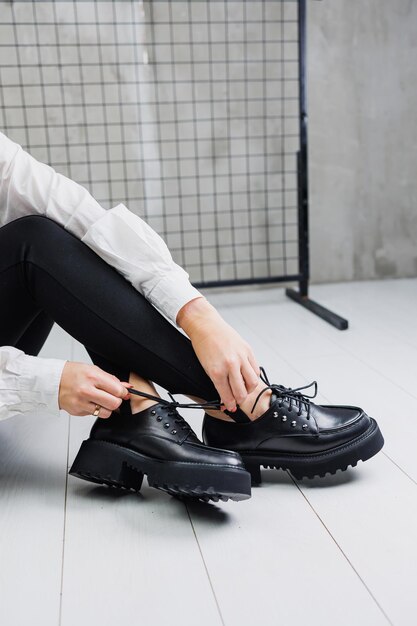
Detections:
[176, 296, 220, 336]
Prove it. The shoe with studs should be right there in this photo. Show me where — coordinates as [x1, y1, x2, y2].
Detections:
[69, 389, 251, 503]
[202, 367, 384, 484]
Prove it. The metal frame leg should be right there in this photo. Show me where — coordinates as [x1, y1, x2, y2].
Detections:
[285, 287, 349, 330]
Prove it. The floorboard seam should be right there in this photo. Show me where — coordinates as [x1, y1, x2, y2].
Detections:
[304, 284, 417, 353]
[221, 304, 403, 623]
[382, 451, 417, 487]
[58, 414, 71, 626]
[289, 473, 394, 626]
[284, 300, 417, 405]
[227, 308, 417, 489]
[185, 505, 226, 626]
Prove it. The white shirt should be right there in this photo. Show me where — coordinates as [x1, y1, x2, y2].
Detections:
[0, 132, 203, 421]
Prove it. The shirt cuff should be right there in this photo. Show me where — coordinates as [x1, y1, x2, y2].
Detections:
[10, 354, 67, 417]
[146, 269, 205, 327]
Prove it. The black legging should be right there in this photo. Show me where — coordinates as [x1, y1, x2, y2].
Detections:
[0, 214, 219, 402]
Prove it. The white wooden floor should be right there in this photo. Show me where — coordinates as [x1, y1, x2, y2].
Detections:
[1, 278, 417, 626]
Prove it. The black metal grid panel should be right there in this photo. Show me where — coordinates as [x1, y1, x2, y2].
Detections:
[0, 1, 300, 286]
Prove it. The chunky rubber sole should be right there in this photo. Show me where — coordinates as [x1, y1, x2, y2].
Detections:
[69, 439, 251, 503]
[239, 418, 384, 484]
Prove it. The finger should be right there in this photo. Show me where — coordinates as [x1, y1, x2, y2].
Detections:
[228, 365, 248, 405]
[120, 381, 134, 398]
[95, 371, 129, 399]
[241, 359, 259, 394]
[212, 373, 236, 412]
[88, 388, 125, 412]
[88, 402, 112, 419]
[247, 351, 261, 377]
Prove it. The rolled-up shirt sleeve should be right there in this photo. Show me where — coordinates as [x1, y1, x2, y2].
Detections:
[0, 131, 203, 325]
[0, 346, 66, 421]
[0, 131, 203, 421]
[81, 203, 202, 324]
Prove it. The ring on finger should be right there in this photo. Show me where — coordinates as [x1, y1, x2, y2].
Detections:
[93, 404, 101, 417]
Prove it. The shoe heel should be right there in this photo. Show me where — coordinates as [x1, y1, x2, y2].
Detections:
[245, 462, 262, 486]
[69, 439, 144, 491]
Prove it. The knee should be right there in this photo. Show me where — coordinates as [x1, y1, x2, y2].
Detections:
[14, 214, 59, 229]
[9, 214, 66, 239]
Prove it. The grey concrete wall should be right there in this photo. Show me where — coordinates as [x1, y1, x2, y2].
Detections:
[308, 0, 417, 283]
[2, 1, 416, 284]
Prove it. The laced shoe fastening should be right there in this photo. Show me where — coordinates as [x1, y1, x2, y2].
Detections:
[250, 366, 318, 418]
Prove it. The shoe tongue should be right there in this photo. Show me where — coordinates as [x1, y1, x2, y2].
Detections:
[184, 429, 200, 443]
[270, 392, 278, 407]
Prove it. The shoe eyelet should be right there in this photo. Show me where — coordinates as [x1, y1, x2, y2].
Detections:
[291, 420, 297, 427]
[151, 409, 156, 415]
[302, 424, 308, 430]
[273, 411, 278, 418]
[171, 429, 177, 435]
[164, 423, 170, 428]
[281, 416, 287, 422]
[156, 416, 162, 422]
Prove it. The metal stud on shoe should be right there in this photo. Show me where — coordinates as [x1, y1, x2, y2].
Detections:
[202, 367, 385, 486]
[72, 389, 253, 503]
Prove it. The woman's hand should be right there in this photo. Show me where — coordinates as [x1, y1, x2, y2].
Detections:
[58, 361, 131, 418]
[177, 297, 260, 412]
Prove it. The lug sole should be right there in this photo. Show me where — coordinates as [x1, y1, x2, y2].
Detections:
[239, 418, 384, 484]
[69, 439, 251, 503]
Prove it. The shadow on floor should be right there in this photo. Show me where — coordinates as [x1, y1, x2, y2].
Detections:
[262, 466, 361, 489]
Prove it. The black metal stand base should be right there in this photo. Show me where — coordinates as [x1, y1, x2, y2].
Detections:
[285, 288, 349, 330]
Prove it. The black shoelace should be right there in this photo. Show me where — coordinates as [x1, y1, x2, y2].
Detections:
[250, 367, 318, 419]
[128, 387, 223, 434]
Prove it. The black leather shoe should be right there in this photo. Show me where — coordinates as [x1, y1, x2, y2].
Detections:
[69, 391, 251, 503]
[202, 367, 384, 484]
